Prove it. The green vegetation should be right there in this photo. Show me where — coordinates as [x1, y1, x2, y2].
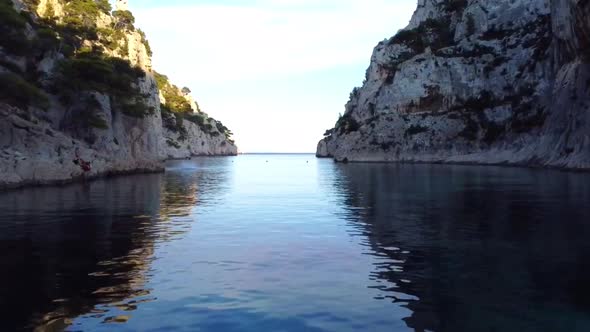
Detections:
[156, 71, 233, 140]
[388, 28, 423, 50]
[0, 0, 164, 124]
[441, 0, 468, 12]
[1, 0, 143, 57]
[161, 107, 188, 140]
[98, 27, 128, 54]
[0, 72, 50, 110]
[113, 10, 135, 30]
[60, 1, 131, 55]
[335, 113, 360, 135]
[215, 121, 233, 139]
[96, 0, 112, 14]
[155, 72, 193, 114]
[0, 0, 60, 56]
[138, 29, 152, 56]
[61, 0, 104, 41]
[52, 1, 144, 56]
[0, 0, 31, 55]
[51, 54, 153, 118]
[388, 18, 453, 54]
[35, 27, 60, 52]
[53, 55, 144, 96]
[184, 112, 207, 127]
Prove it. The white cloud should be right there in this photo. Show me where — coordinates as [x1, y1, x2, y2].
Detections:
[135, 0, 415, 83]
[134, 1, 416, 152]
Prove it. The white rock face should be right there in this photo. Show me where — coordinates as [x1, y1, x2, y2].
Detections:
[162, 118, 238, 159]
[155, 72, 237, 159]
[0, 0, 237, 189]
[0, 105, 163, 188]
[125, 30, 153, 70]
[159, 88, 237, 159]
[318, 0, 590, 170]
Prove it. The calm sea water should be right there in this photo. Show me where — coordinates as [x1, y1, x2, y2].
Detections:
[1, 154, 590, 332]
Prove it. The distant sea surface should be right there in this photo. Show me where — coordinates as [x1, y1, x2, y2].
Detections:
[1, 154, 590, 332]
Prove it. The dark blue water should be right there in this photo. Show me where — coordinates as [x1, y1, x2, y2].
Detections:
[1, 154, 590, 332]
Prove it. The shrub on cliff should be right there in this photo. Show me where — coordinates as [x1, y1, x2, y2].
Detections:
[62, 0, 102, 30]
[138, 29, 152, 56]
[0, 0, 31, 55]
[336, 113, 360, 134]
[216, 121, 233, 138]
[53, 55, 143, 95]
[113, 10, 135, 30]
[185, 113, 206, 126]
[161, 106, 188, 140]
[52, 54, 153, 117]
[60, 0, 117, 44]
[33, 27, 60, 54]
[389, 28, 424, 51]
[155, 71, 193, 114]
[96, 0, 112, 14]
[442, 0, 468, 12]
[165, 93, 192, 114]
[1, 1, 65, 56]
[0, 72, 49, 110]
[154, 72, 169, 90]
[388, 18, 453, 53]
[118, 98, 154, 118]
[155, 74, 234, 140]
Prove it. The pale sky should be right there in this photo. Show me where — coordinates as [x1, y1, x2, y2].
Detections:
[132, 0, 416, 153]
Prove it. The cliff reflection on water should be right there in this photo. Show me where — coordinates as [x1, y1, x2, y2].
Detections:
[0, 159, 233, 331]
[1, 156, 590, 332]
[332, 163, 590, 332]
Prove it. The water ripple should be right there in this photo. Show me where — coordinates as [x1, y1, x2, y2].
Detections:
[0, 156, 589, 331]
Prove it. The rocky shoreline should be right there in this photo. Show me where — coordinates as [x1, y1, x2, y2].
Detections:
[317, 0, 590, 170]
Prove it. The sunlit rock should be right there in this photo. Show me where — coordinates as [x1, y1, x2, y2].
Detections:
[318, 0, 590, 170]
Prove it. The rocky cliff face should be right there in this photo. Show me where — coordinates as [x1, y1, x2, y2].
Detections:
[162, 118, 238, 159]
[318, 0, 590, 170]
[0, 0, 236, 189]
[156, 73, 237, 159]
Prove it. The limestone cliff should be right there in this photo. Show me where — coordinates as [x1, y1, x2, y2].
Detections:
[156, 72, 237, 159]
[318, 0, 590, 170]
[0, 0, 236, 189]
